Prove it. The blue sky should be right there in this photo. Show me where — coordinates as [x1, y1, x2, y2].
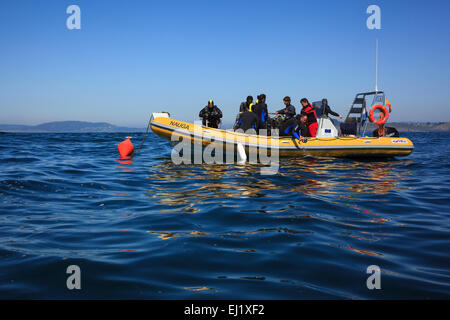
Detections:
[1, 0, 449, 126]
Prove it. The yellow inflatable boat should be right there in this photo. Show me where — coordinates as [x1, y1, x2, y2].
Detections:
[150, 115, 413, 158]
[150, 91, 414, 158]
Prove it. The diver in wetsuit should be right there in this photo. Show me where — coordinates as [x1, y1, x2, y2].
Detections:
[372, 112, 400, 138]
[300, 98, 318, 137]
[280, 112, 310, 141]
[235, 111, 259, 132]
[199, 100, 223, 128]
[372, 127, 399, 137]
[252, 94, 269, 132]
[239, 96, 254, 113]
[372, 113, 399, 137]
[321, 98, 343, 119]
[275, 96, 296, 119]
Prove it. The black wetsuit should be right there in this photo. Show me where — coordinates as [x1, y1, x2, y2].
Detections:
[239, 102, 252, 113]
[372, 127, 399, 137]
[235, 111, 258, 131]
[276, 104, 296, 118]
[199, 105, 222, 128]
[252, 102, 269, 130]
[323, 104, 340, 117]
[280, 117, 310, 138]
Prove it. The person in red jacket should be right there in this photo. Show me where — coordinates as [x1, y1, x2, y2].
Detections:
[300, 98, 318, 137]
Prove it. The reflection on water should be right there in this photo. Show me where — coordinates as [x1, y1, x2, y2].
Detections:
[137, 154, 419, 295]
[143, 157, 412, 213]
[184, 286, 213, 292]
[346, 247, 383, 257]
[147, 227, 313, 241]
[147, 230, 214, 240]
[116, 157, 134, 172]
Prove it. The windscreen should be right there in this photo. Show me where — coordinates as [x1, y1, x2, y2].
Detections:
[312, 101, 324, 118]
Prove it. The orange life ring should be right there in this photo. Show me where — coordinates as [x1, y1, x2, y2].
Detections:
[369, 104, 389, 125]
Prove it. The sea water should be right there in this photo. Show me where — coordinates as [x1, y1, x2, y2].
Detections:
[0, 132, 449, 299]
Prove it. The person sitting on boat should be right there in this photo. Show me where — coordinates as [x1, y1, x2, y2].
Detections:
[300, 98, 318, 137]
[321, 98, 343, 119]
[252, 94, 269, 132]
[199, 100, 223, 128]
[239, 96, 254, 113]
[235, 110, 259, 132]
[372, 126, 399, 138]
[280, 112, 309, 141]
[275, 96, 296, 119]
[372, 112, 399, 137]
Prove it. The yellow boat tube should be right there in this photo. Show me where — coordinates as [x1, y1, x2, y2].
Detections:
[150, 113, 414, 158]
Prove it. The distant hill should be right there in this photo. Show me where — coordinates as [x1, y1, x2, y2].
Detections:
[364, 122, 450, 132]
[0, 121, 145, 133]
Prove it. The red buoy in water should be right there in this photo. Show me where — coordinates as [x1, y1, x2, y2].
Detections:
[118, 137, 134, 158]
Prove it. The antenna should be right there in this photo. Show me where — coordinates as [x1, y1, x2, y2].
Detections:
[375, 38, 379, 92]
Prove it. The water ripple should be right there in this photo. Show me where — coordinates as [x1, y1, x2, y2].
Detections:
[0, 132, 449, 299]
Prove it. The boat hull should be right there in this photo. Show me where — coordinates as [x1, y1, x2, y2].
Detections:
[151, 117, 414, 158]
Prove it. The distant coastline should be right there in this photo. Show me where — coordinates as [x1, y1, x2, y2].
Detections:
[364, 122, 450, 132]
[0, 121, 145, 133]
[0, 120, 449, 133]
